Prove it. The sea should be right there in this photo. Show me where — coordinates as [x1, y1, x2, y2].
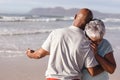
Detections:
[0, 15, 120, 80]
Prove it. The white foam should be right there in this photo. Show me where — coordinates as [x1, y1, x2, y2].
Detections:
[0, 16, 74, 22]
[102, 18, 120, 23]
[0, 50, 25, 58]
[0, 29, 53, 36]
[106, 26, 120, 30]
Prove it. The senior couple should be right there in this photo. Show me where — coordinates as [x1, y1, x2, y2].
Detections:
[26, 8, 116, 80]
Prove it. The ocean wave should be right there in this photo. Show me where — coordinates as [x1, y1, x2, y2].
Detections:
[106, 26, 120, 30]
[1, 16, 120, 23]
[0, 16, 74, 22]
[0, 29, 53, 36]
[1, 15, 120, 23]
[102, 18, 120, 23]
[0, 50, 25, 58]
[0, 27, 119, 36]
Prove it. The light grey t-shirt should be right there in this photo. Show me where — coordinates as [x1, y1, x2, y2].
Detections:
[42, 26, 98, 80]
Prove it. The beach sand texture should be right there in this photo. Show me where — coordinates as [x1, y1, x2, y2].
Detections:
[0, 54, 119, 80]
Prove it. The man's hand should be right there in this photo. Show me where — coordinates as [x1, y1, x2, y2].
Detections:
[26, 48, 49, 59]
[26, 48, 35, 58]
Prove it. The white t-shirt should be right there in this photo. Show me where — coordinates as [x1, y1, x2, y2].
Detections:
[42, 26, 98, 80]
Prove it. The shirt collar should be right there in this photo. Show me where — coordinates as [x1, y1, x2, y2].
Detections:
[69, 25, 83, 32]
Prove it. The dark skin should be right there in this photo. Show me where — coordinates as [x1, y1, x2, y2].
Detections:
[90, 39, 116, 74]
[73, 8, 93, 30]
[26, 48, 49, 59]
[26, 8, 103, 76]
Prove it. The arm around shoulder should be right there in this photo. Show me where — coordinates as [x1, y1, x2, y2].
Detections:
[87, 65, 104, 76]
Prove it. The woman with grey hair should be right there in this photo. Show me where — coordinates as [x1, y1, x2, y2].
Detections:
[82, 19, 116, 80]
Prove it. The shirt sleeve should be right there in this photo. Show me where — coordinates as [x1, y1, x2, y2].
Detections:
[41, 31, 54, 52]
[98, 39, 113, 57]
[84, 47, 98, 68]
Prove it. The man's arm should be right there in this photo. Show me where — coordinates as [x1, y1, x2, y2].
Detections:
[87, 65, 104, 76]
[26, 48, 49, 59]
[84, 43, 104, 76]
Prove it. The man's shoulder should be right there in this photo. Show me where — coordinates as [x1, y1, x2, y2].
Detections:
[53, 27, 70, 33]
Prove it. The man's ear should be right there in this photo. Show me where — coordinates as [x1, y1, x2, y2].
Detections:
[74, 14, 77, 19]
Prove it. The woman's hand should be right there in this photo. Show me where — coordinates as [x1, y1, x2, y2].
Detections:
[90, 42, 98, 55]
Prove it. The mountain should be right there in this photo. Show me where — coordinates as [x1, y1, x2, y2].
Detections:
[28, 7, 120, 18]
[28, 7, 78, 17]
[0, 7, 120, 19]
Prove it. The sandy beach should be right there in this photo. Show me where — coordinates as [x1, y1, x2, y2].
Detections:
[0, 52, 119, 80]
[109, 52, 120, 80]
[0, 55, 48, 80]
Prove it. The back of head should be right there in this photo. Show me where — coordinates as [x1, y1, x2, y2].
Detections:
[77, 8, 93, 22]
[85, 19, 105, 41]
[73, 8, 93, 30]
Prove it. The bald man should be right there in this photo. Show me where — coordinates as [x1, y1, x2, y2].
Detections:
[26, 8, 103, 80]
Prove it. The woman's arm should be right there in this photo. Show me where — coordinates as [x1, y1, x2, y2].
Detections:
[91, 42, 116, 74]
[94, 52, 116, 74]
[87, 65, 104, 76]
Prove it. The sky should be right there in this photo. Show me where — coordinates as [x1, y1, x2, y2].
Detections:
[0, 0, 120, 14]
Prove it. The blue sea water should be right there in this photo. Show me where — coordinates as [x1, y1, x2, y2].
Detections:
[0, 16, 120, 80]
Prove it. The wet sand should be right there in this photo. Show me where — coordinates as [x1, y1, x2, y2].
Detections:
[0, 56, 48, 80]
[0, 53, 119, 80]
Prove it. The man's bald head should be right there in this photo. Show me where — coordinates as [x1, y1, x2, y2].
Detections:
[73, 8, 93, 30]
[77, 8, 93, 22]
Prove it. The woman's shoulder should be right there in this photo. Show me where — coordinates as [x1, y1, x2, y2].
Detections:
[101, 39, 111, 45]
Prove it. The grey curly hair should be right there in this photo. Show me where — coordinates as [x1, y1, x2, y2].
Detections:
[85, 19, 105, 40]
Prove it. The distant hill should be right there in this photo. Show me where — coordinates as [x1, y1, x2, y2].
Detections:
[0, 7, 120, 19]
[28, 7, 120, 18]
[28, 7, 78, 16]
